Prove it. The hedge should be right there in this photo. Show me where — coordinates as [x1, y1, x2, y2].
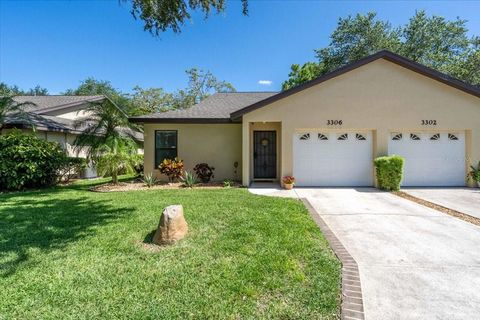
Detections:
[374, 155, 405, 191]
[0, 131, 68, 190]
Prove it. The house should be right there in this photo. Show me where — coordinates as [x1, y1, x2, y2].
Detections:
[2, 95, 143, 178]
[130, 51, 480, 187]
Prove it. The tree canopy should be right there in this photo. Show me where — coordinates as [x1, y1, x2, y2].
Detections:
[0, 83, 49, 96]
[126, 0, 248, 35]
[282, 11, 480, 90]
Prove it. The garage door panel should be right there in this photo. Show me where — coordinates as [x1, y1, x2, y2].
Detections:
[293, 131, 373, 187]
[388, 132, 465, 186]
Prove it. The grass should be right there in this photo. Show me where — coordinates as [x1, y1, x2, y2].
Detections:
[0, 177, 340, 319]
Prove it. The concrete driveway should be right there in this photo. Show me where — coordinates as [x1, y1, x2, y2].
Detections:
[250, 186, 480, 319]
[403, 188, 480, 219]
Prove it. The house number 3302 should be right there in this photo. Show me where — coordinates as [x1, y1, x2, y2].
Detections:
[421, 120, 437, 125]
[327, 120, 343, 125]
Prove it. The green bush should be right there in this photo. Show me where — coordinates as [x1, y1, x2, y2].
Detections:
[374, 155, 405, 191]
[0, 131, 68, 190]
[58, 157, 88, 183]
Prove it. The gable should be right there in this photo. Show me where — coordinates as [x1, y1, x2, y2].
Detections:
[232, 51, 480, 119]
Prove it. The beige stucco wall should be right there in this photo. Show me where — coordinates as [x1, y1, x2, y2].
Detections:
[143, 123, 242, 181]
[243, 58, 480, 186]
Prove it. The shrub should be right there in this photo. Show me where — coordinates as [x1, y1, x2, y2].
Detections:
[193, 163, 215, 183]
[374, 155, 405, 191]
[0, 131, 68, 190]
[159, 158, 184, 182]
[181, 171, 198, 188]
[468, 161, 480, 183]
[142, 173, 157, 188]
[223, 179, 233, 188]
[132, 154, 144, 177]
[58, 157, 87, 183]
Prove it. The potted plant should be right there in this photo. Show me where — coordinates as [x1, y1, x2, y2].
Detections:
[282, 176, 295, 190]
[468, 161, 480, 187]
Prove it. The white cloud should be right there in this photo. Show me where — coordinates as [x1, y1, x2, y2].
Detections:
[258, 80, 273, 86]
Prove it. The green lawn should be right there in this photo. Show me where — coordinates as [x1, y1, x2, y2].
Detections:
[0, 178, 340, 319]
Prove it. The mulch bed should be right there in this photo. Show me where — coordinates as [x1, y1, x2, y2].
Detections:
[393, 191, 480, 227]
[90, 181, 241, 192]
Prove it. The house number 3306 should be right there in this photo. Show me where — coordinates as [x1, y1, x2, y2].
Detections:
[327, 120, 343, 125]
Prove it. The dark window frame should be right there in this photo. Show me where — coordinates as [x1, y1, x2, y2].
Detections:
[155, 130, 178, 168]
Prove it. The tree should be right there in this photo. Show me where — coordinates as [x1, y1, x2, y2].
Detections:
[0, 82, 48, 96]
[72, 99, 135, 160]
[126, 0, 248, 35]
[282, 11, 480, 90]
[129, 86, 174, 115]
[95, 136, 137, 184]
[0, 96, 35, 131]
[64, 78, 131, 113]
[129, 68, 235, 115]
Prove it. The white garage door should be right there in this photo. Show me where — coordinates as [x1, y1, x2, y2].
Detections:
[388, 132, 465, 186]
[293, 131, 373, 186]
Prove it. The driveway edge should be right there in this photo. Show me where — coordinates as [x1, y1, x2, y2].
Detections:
[301, 198, 365, 320]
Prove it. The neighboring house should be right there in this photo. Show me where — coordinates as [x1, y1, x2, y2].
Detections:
[1, 95, 143, 178]
[131, 50, 480, 187]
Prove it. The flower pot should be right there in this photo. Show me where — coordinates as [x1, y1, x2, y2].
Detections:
[284, 183, 294, 190]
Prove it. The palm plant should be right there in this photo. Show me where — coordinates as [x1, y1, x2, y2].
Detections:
[95, 137, 137, 184]
[73, 98, 137, 160]
[0, 96, 35, 130]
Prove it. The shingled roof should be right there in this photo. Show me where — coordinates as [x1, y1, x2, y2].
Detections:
[129, 92, 277, 123]
[13, 95, 105, 114]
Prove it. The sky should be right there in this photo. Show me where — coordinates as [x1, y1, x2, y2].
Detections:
[0, 0, 479, 94]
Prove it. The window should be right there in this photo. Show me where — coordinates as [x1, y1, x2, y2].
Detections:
[155, 130, 178, 167]
[410, 133, 421, 141]
[430, 133, 440, 141]
[318, 133, 328, 140]
[356, 133, 366, 141]
[448, 133, 459, 141]
[392, 133, 402, 141]
[338, 133, 348, 141]
[300, 133, 310, 140]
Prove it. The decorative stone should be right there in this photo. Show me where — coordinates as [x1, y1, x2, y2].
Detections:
[152, 205, 188, 245]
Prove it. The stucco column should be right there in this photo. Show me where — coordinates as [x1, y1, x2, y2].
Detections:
[242, 121, 250, 186]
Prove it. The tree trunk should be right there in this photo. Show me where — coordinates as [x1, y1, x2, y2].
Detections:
[112, 171, 118, 184]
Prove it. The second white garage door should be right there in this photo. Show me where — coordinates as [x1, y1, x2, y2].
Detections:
[293, 131, 373, 186]
[388, 132, 465, 186]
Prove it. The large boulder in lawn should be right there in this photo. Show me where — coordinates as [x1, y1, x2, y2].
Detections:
[152, 205, 188, 245]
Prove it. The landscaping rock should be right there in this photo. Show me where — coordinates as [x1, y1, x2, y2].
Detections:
[152, 205, 188, 245]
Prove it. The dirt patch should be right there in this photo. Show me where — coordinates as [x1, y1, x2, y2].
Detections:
[394, 191, 480, 227]
[90, 181, 241, 192]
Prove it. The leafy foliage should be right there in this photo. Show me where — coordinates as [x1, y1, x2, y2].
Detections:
[127, 0, 249, 35]
[0, 131, 68, 190]
[0, 82, 48, 96]
[181, 171, 198, 188]
[468, 161, 480, 183]
[283, 11, 480, 90]
[132, 154, 144, 177]
[142, 172, 158, 187]
[72, 99, 135, 160]
[193, 163, 215, 183]
[95, 138, 137, 184]
[58, 157, 88, 183]
[374, 155, 405, 191]
[158, 158, 184, 182]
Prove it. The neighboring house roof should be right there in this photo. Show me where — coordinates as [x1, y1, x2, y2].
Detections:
[13, 95, 105, 114]
[130, 50, 480, 124]
[230, 50, 480, 119]
[129, 92, 278, 123]
[3, 95, 144, 142]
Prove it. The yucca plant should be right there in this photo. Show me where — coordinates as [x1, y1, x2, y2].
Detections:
[181, 171, 198, 188]
[142, 173, 157, 188]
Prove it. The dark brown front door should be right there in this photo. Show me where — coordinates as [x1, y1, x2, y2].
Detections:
[253, 131, 277, 179]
